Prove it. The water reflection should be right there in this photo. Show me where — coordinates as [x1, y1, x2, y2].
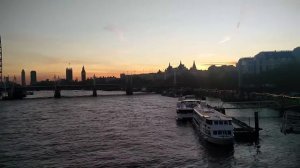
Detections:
[196, 128, 235, 168]
[1, 93, 299, 167]
[176, 119, 235, 167]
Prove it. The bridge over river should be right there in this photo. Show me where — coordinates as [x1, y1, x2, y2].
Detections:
[0, 77, 136, 99]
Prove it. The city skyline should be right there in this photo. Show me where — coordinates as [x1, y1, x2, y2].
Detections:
[9, 61, 202, 84]
[1, 0, 300, 81]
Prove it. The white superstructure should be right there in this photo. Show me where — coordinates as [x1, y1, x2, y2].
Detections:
[176, 99, 200, 120]
[193, 101, 234, 145]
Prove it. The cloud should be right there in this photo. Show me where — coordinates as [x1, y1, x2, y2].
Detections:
[203, 61, 237, 66]
[236, 21, 240, 29]
[219, 36, 231, 44]
[103, 25, 126, 42]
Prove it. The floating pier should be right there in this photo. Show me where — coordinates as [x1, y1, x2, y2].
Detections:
[232, 116, 259, 142]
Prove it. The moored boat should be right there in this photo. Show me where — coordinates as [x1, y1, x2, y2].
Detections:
[193, 101, 234, 145]
[176, 98, 200, 120]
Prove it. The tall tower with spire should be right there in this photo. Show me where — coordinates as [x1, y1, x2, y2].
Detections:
[190, 60, 197, 71]
[21, 69, 26, 86]
[177, 60, 187, 72]
[81, 66, 86, 81]
[164, 62, 174, 80]
[66, 67, 73, 82]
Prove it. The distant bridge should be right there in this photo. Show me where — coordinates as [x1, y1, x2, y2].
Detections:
[0, 80, 135, 99]
[21, 84, 122, 91]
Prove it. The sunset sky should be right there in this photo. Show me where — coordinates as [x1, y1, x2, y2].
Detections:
[0, 0, 300, 81]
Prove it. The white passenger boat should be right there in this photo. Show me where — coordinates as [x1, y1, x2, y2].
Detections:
[176, 99, 200, 120]
[193, 101, 234, 145]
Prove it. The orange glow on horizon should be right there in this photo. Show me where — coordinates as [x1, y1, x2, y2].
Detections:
[8, 61, 237, 84]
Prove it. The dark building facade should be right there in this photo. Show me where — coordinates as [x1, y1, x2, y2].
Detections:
[30, 71, 37, 85]
[236, 46, 300, 88]
[237, 47, 300, 75]
[81, 66, 86, 81]
[66, 68, 73, 82]
[21, 69, 26, 86]
[164, 61, 193, 80]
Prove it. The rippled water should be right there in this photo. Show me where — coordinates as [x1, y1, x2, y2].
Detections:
[0, 92, 299, 167]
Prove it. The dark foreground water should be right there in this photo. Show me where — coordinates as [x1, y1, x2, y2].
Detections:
[0, 92, 299, 167]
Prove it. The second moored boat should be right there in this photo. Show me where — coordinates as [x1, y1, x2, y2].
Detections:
[176, 96, 200, 120]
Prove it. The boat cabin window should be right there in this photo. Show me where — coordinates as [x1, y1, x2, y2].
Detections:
[213, 121, 218, 125]
[206, 120, 212, 125]
[224, 121, 228, 125]
[213, 130, 233, 136]
[219, 121, 223, 125]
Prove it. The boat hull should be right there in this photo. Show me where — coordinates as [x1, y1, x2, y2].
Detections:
[204, 135, 234, 145]
[193, 119, 234, 146]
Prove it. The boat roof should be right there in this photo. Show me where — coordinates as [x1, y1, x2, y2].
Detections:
[194, 105, 232, 121]
[183, 95, 196, 98]
[178, 95, 196, 101]
[178, 99, 201, 103]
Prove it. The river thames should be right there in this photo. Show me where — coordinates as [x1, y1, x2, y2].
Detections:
[0, 91, 299, 167]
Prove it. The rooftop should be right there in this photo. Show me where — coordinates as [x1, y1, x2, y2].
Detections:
[194, 105, 232, 121]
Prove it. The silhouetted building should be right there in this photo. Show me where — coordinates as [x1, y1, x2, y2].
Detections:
[66, 68, 73, 82]
[164, 63, 174, 80]
[21, 69, 26, 86]
[4, 76, 9, 83]
[254, 51, 293, 74]
[120, 73, 126, 79]
[177, 61, 188, 72]
[237, 57, 255, 75]
[237, 47, 300, 75]
[30, 71, 37, 85]
[81, 66, 86, 81]
[165, 63, 173, 72]
[237, 46, 300, 88]
[163, 61, 199, 80]
[293, 47, 300, 62]
[190, 61, 197, 71]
